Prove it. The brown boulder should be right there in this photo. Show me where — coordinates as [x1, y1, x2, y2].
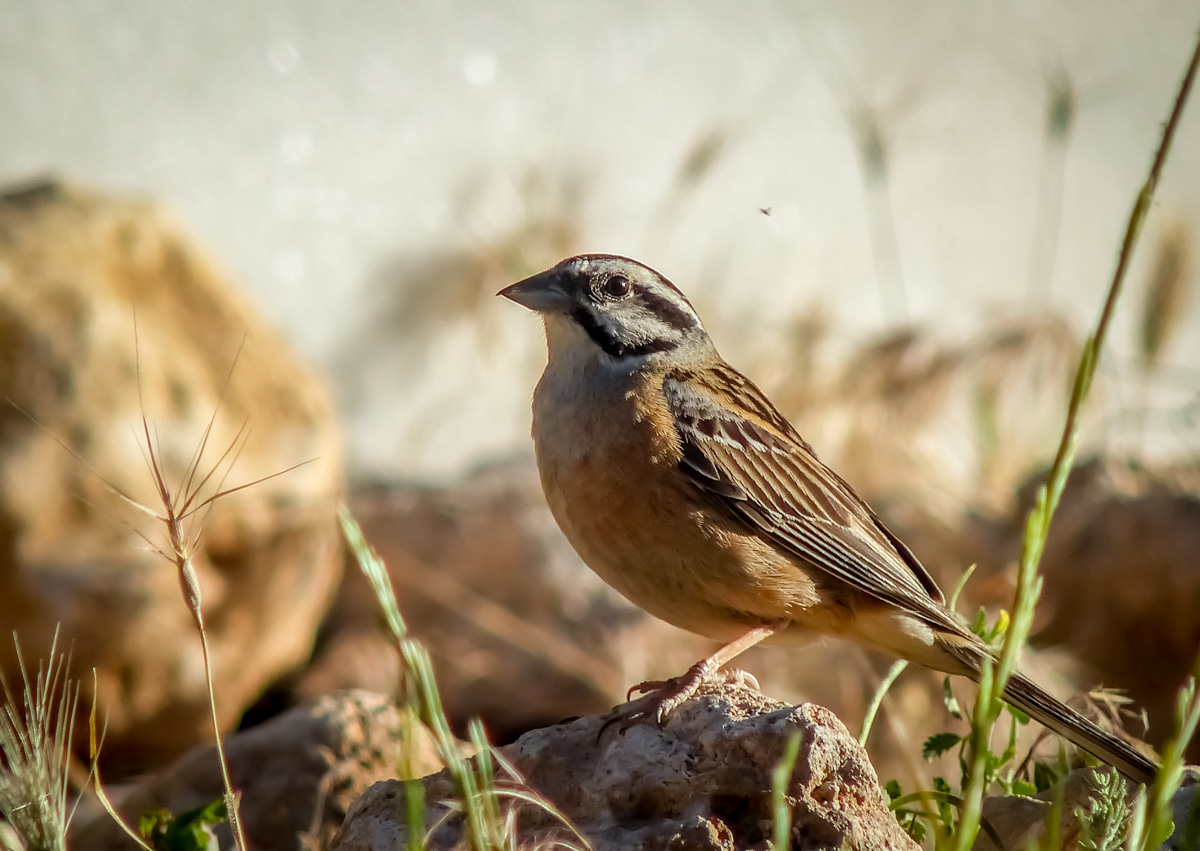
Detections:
[332, 682, 921, 851]
[0, 179, 344, 775]
[70, 690, 439, 851]
[1016, 459, 1200, 759]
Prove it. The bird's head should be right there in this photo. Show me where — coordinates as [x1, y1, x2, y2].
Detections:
[499, 254, 711, 365]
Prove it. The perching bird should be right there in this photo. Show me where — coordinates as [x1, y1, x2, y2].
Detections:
[500, 253, 1157, 784]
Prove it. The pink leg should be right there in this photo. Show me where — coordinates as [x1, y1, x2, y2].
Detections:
[610, 625, 780, 729]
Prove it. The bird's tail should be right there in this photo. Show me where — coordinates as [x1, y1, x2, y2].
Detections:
[936, 636, 1158, 785]
[1000, 670, 1157, 785]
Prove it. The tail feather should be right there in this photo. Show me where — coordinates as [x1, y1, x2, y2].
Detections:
[934, 634, 1158, 784]
[1002, 671, 1157, 785]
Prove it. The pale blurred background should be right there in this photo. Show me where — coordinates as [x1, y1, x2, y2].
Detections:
[4, 0, 1199, 480]
[7, 0, 1200, 796]
[4, 6, 1200, 825]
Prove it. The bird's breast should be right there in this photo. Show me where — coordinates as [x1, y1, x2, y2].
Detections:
[530, 367, 823, 641]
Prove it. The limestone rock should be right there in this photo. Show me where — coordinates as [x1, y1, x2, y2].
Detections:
[0, 179, 344, 775]
[71, 690, 439, 851]
[332, 682, 920, 851]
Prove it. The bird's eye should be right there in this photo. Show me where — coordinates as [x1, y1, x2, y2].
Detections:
[603, 274, 631, 298]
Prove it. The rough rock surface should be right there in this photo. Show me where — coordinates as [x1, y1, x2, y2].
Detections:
[0, 179, 344, 774]
[333, 682, 920, 851]
[71, 690, 440, 851]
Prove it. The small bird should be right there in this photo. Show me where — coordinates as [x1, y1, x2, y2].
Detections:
[500, 253, 1157, 784]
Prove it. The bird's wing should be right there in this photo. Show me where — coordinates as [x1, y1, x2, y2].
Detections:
[663, 366, 960, 631]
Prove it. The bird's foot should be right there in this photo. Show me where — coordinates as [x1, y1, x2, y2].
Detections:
[624, 665, 760, 702]
[599, 663, 761, 741]
[623, 661, 710, 720]
[600, 662, 710, 738]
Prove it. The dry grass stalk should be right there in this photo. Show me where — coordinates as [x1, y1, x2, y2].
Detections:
[644, 122, 739, 251]
[373, 165, 587, 357]
[1138, 217, 1194, 374]
[27, 333, 316, 851]
[112, 347, 314, 851]
[0, 628, 80, 851]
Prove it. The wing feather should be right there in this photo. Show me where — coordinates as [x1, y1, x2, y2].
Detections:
[663, 367, 956, 630]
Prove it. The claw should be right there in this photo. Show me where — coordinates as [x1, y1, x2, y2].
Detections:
[626, 678, 668, 701]
[597, 660, 715, 744]
[722, 668, 760, 692]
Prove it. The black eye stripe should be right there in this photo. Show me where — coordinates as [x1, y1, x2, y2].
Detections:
[571, 307, 680, 359]
[635, 284, 699, 333]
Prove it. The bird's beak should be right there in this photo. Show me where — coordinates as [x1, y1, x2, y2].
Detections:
[498, 269, 572, 314]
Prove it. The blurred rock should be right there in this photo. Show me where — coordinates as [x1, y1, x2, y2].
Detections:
[300, 457, 643, 742]
[71, 690, 438, 851]
[0, 179, 344, 775]
[332, 681, 920, 851]
[1016, 458, 1200, 759]
[1163, 769, 1200, 851]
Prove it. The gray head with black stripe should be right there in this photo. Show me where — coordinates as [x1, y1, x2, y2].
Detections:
[500, 254, 711, 367]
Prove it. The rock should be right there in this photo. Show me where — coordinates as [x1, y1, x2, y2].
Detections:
[1019, 458, 1200, 760]
[1162, 768, 1200, 851]
[332, 682, 920, 851]
[301, 458, 646, 743]
[974, 766, 1200, 851]
[0, 179, 344, 776]
[71, 690, 440, 851]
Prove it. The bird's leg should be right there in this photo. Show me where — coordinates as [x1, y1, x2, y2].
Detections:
[606, 625, 779, 733]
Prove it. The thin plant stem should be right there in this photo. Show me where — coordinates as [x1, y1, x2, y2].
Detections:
[952, 26, 1200, 851]
[339, 506, 592, 851]
[770, 731, 803, 851]
[194, 605, 247, 851]
[859, 660, 909, 747]
[1127, 653, 1200, 851]
[87, 672, 154, 851]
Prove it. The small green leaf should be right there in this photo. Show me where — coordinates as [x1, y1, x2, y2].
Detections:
[903, 814, 927, 843]
[970, 608, 988, 638]
[932, 776, 955, 830]
[991, 609, 1010, 642]
[943, 677, 963, 719]
[140, 799, 227, 851]
[1034, 761, 1062, 793]
[923, 732, 962, 761]
[1011, 779, 1038, 797]
[885, 779, 903, 801]
[140, 809, 170, 839]
[1005, 704, 1030, 725]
